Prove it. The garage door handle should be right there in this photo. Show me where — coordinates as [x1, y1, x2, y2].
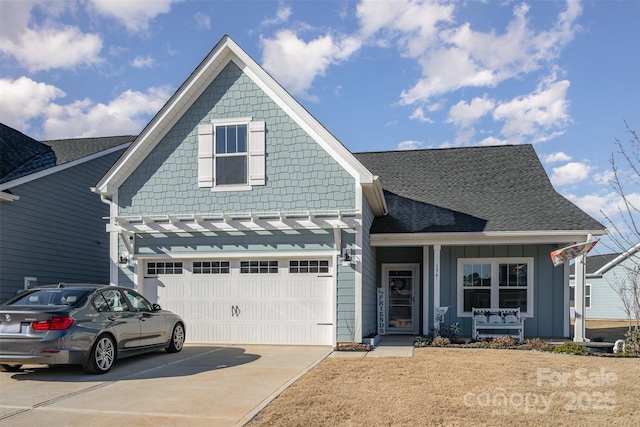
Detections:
[232, 305, 241, 317]
[317, 323, 332, 326]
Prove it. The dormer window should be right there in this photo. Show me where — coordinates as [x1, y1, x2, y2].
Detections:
[198, 117, 265, 191]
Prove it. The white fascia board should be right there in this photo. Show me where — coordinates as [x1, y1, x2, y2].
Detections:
[593, 241, 640, 276]
[1, 143, 131, 193]
[370, 230, 607, 247]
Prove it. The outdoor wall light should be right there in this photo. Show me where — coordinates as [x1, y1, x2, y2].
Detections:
[342, 249, 353, 267]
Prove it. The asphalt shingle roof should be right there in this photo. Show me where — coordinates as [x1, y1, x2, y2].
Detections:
[354, 145, 604, 234]
[570, 253, 620, 275]
[0, 123, 55, 184]
[0, 122, 134, 185]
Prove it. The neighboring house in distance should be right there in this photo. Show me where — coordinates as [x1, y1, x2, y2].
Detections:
[93, 35, 605, 346]
[0, 123, 133, 301]
[570, 244, 640, 321]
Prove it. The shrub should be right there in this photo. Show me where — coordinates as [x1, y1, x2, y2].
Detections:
[526, 338, 549, 351]
[624, 329, 640, 356]
[489, 335, 518, 349]
[552, 341, 588, 356]
[431, 336, 451, 347]
[414, 336, 432, 347]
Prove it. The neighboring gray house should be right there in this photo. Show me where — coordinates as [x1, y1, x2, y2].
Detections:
[570, 244, 640, 320]
[93, 36, 605, 346]
[0, 123, 133, 301]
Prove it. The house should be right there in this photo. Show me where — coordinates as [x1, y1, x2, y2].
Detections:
[93, 35, 605, 346]
[570, 243, 640, 321]
[0, 123, 133, 301]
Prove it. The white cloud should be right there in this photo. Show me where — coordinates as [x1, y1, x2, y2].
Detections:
[41, 85, 173, 139]
[543, 152, 572, 163]
[409, 107, 433, 123]
[550, 161, 593, 187]
[397, 140, 422, 150]
[447, 96, 495, 129]
[87, 0, 179, 34]
[260, 30, 361, 97]
[131, 55, 156, 68]
[493, 74, 571, 142]
[194, 11, 211, 30]
[0, 1, 102, 72]
[0, 76, 66, 132]
[0, 76, 172, 139]
[262, 5, 292, 26]
[394, 1, 582, 105]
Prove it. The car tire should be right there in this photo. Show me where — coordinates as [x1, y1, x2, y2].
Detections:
[0, 364, 23, 372]
[83, 334, 116, 374]
[166, 323, 185, 353]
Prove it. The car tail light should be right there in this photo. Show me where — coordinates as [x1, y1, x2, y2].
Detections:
[32, 316, 74, 330]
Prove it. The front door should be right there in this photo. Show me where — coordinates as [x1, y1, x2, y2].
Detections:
[383, 264, 418, 334]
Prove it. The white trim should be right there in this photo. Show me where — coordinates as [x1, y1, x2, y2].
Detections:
[433, 244, 441, 328]
[592, 242, 640, 276]
[422, 245, 430, 334]
[456, 257, 535, 318]
[382, 263, 420, 334]
[573, 253, 587, 342]
[563, 262, 570, 337]
[354, 183, 363, 341]
[134, 250, 338, 261]
[371, 231, 606, 247]
[0, 143, 131, 192]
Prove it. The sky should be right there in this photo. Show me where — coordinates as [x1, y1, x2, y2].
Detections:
[0, 0, 639, 252]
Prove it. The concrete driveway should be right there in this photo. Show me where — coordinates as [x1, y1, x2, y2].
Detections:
[0, 344, 332, 426]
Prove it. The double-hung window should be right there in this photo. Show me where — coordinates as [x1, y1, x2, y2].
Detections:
[215, 124, 247, 185]
[198, 118, 266, 190]
[457, 257, 534, 317]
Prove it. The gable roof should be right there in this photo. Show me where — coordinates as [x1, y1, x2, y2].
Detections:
[0, 127, 133, 191]
[571, 242, 640, 277]
[0, 123, 55, 184]
[95, 35, 387, 216]
[354, 145, 605, 236]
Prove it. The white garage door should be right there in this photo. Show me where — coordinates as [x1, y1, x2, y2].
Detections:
[142, 259, 334, 345]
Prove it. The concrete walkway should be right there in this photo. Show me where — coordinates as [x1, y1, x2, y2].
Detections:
[329, 335, 414, 358]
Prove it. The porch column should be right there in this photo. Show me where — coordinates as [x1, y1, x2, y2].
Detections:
[433, 244, 441, 328]
[573, 253, 587, 342]
[423, 246, 430, 334]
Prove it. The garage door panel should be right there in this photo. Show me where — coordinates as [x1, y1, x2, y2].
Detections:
[147, 260, 333, 345]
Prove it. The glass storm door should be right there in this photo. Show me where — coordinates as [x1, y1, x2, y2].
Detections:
[384, 265, 418, 333]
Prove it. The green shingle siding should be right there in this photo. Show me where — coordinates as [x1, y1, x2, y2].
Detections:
[118, 61, 355, 216]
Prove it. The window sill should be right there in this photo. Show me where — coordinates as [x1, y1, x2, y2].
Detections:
[210, 185, 252, 192]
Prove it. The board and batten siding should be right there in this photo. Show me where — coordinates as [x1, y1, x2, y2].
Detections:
[439, 244, 565, 338]
[336, 229, 356, 342]
[0, 151, 122, 300]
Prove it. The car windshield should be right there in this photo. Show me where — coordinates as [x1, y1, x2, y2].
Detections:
[5, 289, 91, 307]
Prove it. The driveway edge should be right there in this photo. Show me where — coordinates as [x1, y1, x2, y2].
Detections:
[235, 348, 334, 426]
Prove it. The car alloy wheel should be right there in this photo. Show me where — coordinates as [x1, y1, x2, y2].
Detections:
[84, 334, 115, 374]
[166, 323, 185, 353]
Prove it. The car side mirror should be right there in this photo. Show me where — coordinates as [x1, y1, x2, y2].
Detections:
[152, 303, 162, 311]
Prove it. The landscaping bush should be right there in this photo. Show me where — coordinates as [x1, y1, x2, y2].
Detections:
[488, 335, 518, 349]
[624, 329, 640, 356]
[526, 338, 554, 352]
[431, 336, 450, 347]
[552, 341, 588, 356]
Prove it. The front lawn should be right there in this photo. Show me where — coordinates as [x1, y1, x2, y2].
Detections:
[251, 348, 639, 426]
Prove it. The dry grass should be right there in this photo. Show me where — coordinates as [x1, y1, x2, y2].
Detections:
[252, 322, 640, 426]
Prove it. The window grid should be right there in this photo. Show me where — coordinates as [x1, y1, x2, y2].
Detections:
[147, 262, 183, 275]
[193, 261, 230, 274]
[289, 260, 329, 274]
[241, 260, 278, 274]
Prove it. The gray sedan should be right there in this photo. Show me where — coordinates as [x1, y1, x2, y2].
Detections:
[0, 284, 185, 374]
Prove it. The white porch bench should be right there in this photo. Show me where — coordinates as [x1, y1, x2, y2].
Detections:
[472, 308, 525, 343]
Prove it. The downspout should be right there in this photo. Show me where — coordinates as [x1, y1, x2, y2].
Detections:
[93, 188, 119, 286]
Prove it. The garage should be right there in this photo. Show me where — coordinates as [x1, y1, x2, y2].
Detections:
[142, 258, 334, 345]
